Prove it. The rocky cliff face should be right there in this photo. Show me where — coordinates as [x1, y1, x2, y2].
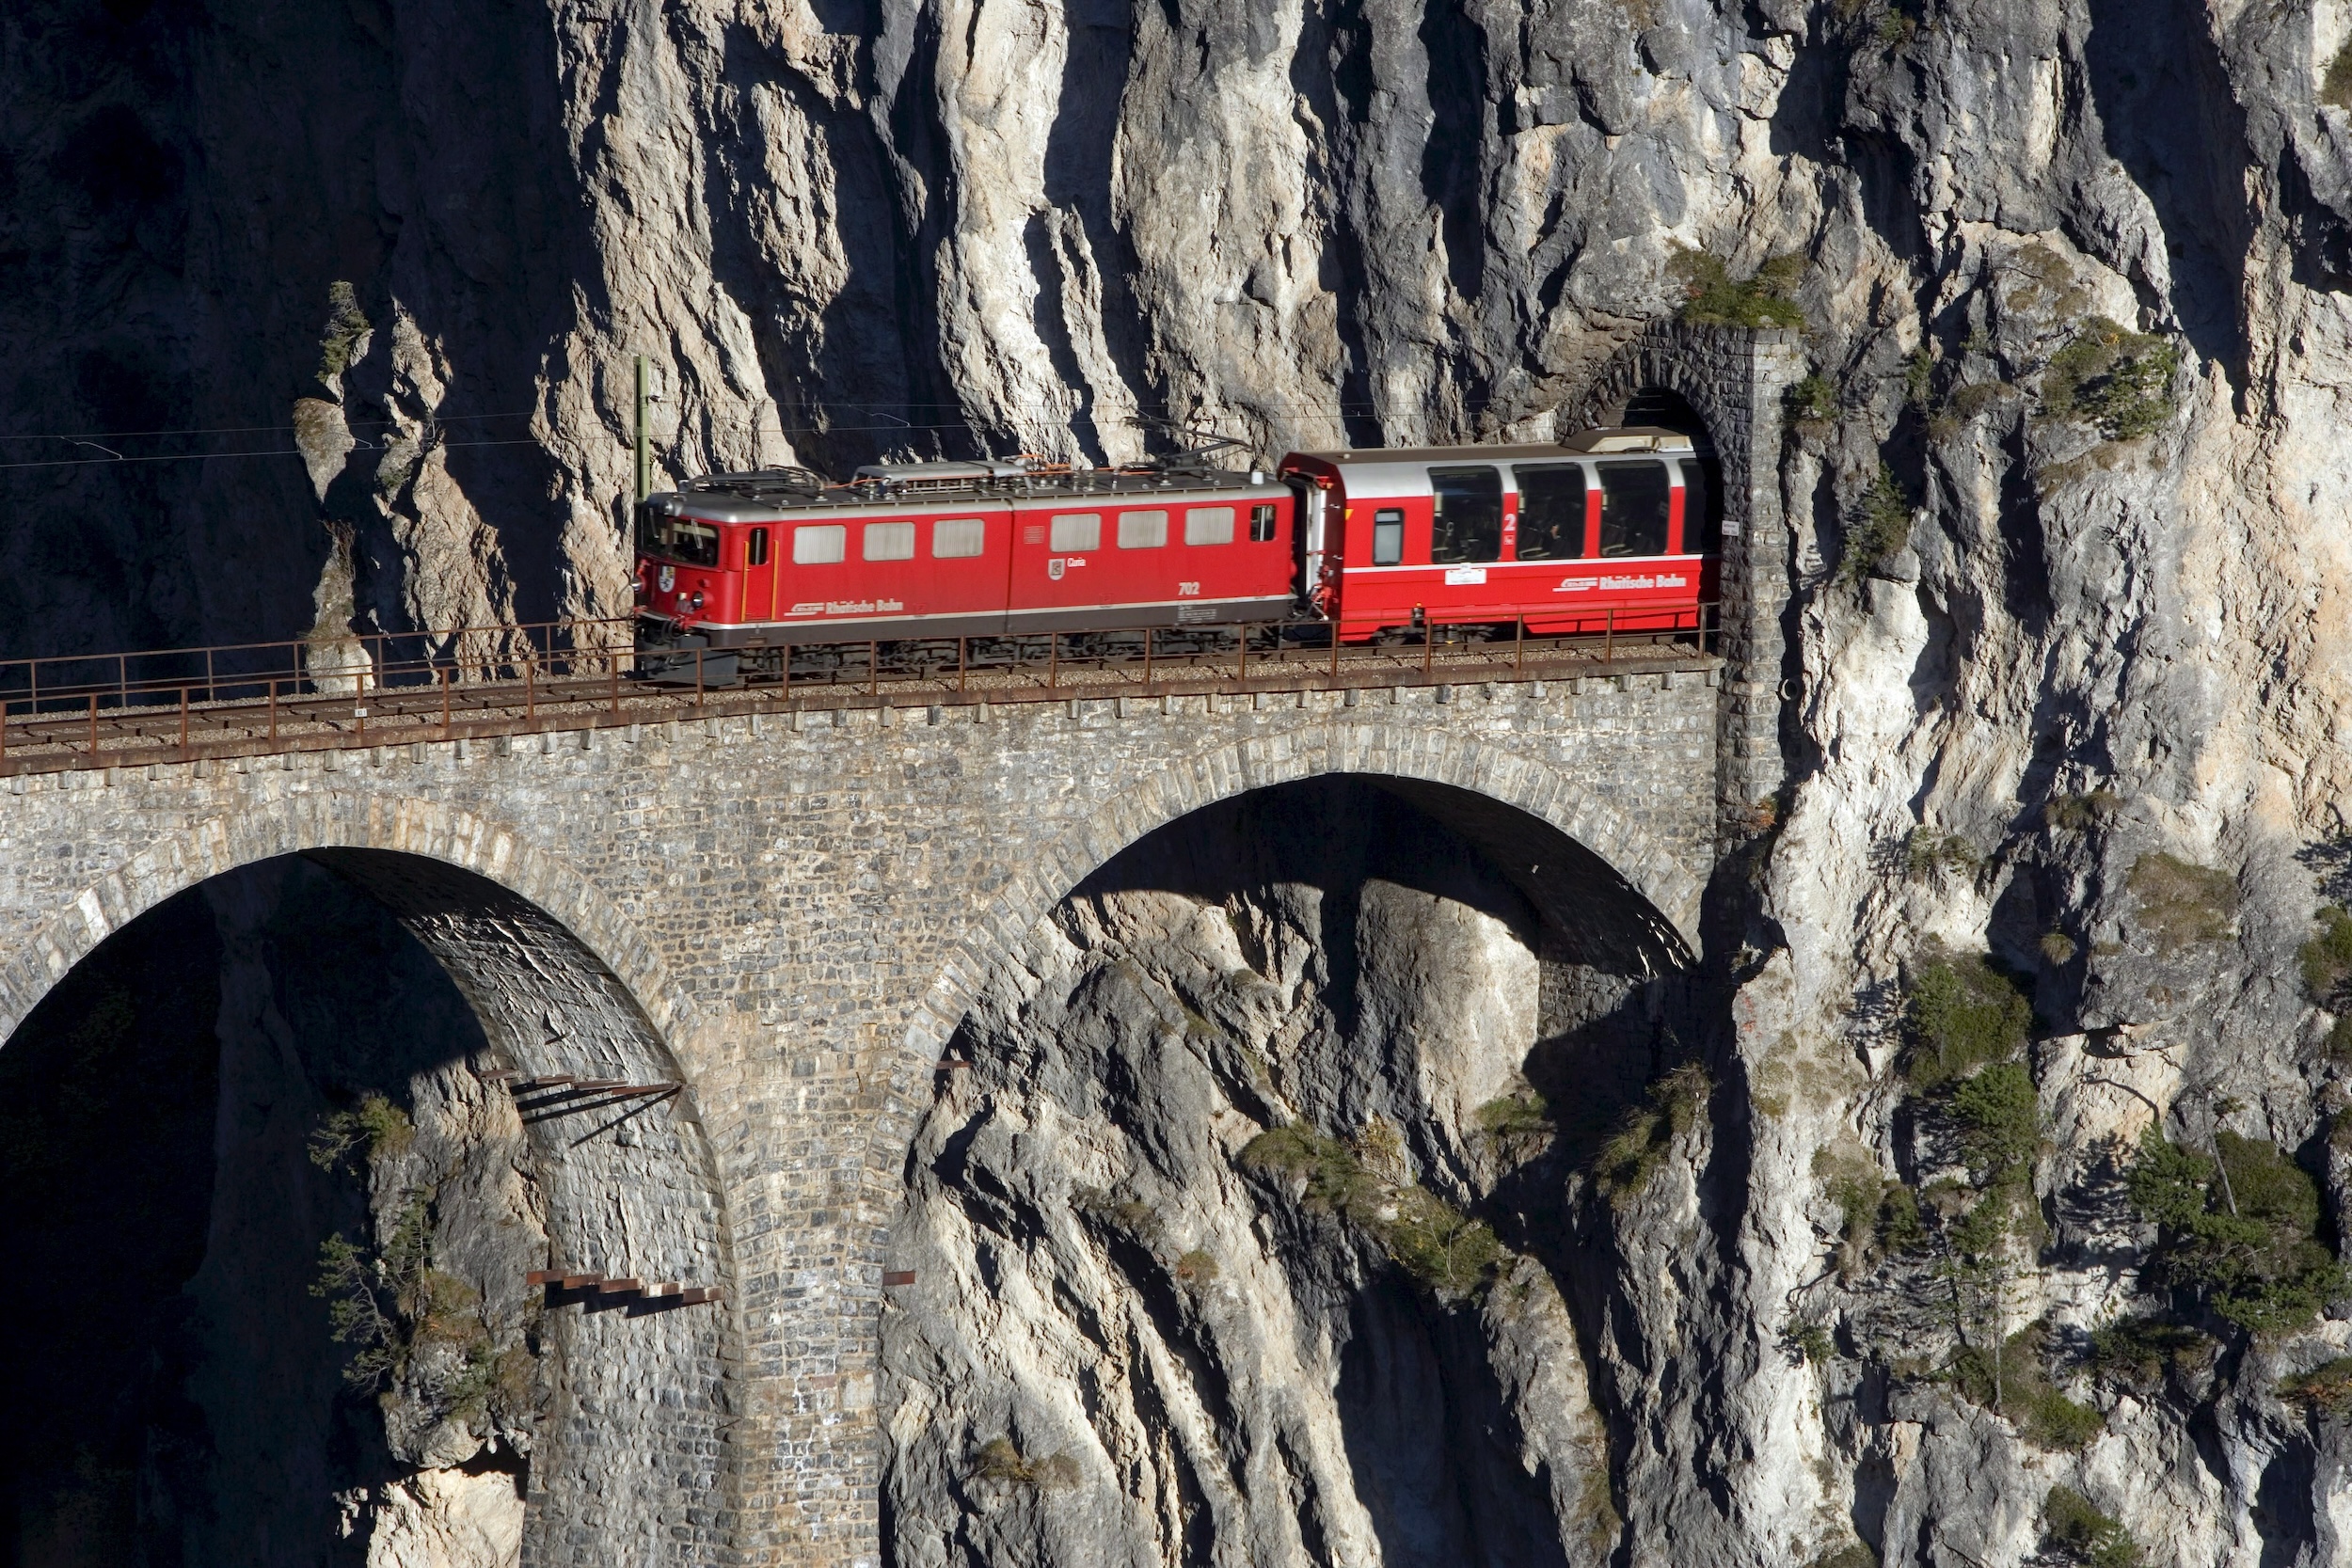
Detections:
[10, 0, 2352, 1564]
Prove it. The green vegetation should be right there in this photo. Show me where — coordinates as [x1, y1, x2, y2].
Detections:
[2039, 931, 2079, 967]
[1475, 1090, 1553, 1143]
[2129, 1128, 2348, 1336]
[1903, 347, 1934, 409]
[1593, 1064, 1712, 1203]
[1905, 827, 1979, 879]
[2043, 317, 2180, 440]
[2280, 1355, 2352, 1414]
[1809, 1543, 1879, 1568]
[1928, 381, 2010, 442]
[1671, 249, 1805, 329]
[2325, 40, 2352, 111]
[1072, 1183, 1168, 1245]
[2044, 789, 2121, 832]
[1785, 1317, 1837, 1365]
[2089, 1315, 2214, 1393]
[1788, 372, 1838, 427]
[2300, 905, 2352, 1055]
[1951, 1328, 2104, 1449]
[2042, 1486, 2144, 1568]
[317, 280, 371, 382]
[1816, 1148, 1920, 1277]
[1838, 463, 1914, 584]
[311, 1185, 514, 1417]
[970, 1436, 1080, 1490]
[2126, 852, 2237, 954]
[1173, 1248, 1219, 1285]
[1900, 954, 2032, 1090]
[1239, 1122, 1504, 1296]
[308, 1091, 416, 1171]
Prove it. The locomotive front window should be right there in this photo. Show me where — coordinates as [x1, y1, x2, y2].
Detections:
[1050, 513, 1101, 551]
[1184, 506, 1235, 546]
[1512, 465, 1587, 561]
[864, 521, 915, 561]
[1597, 462, 1671, 558]
[793, 524, 847, 564]
[932, 517, 986, 558]
[1250, 503, 1278, 542]
[746, 528, 770, 567]
[641, 513, 721, 567]
[1429, 467, 1502, 563]
[1372, 508, 1405, 565]
[1118, 510, 1168, 549]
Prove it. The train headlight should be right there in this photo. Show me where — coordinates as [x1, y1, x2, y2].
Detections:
[690, 591, 705, 611]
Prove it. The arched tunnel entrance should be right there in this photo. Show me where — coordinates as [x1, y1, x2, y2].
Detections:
[879, 774, 1708, 1568]
[0, 852, 733, 1567]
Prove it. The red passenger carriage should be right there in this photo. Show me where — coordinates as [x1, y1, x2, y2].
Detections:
[630, 427, 1714, 661]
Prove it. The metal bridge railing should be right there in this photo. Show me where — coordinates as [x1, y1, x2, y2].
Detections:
[0, 605, 1720, 778]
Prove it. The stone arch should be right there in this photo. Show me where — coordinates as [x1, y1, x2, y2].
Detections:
[0, 805, 739, 1567]
[874, 720, 1704, 1163]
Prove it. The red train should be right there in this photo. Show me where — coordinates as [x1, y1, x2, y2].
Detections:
[631, 426, 1713, 660]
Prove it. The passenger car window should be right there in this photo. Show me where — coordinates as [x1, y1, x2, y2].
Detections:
[745, 527, 770, 567]
[1050, 513, 1101, 551]
[1118, 510, 1168, 548]
[1184, 506, 1235, 546]
[1429, 467, 1502, 563]
[932, 517, 986, 558]
[864, 521, 915, 561]
[1512, 466, 1586, 561]
[793, 524, 846, 564]
[1372, 507, 1405, 566]
[1597, 462, 1671, 558]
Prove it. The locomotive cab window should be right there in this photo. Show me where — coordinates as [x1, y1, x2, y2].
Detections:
[1050, 513, 1101, 552]
[1371, 508, 1405, 565]
[864, 521, 915, 561]
[1184, 506, 1235, 546]
[1512, 465, 1587, 561]
[793, 524, 847, 565]
[1429, 467, 1502, 563]
[1118, 510, 1168, 549]
[932, 517, 986, 559]
[745, 528, 770, 567]
[640, 512, 721, 567]
[1597, 462, 1672, 558]
[1249, 503, 1278, 542]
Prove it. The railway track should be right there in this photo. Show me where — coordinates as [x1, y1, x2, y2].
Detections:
[0, 613, 1721, 778]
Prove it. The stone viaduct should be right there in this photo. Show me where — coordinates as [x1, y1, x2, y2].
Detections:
[0, 325, 1799, 1566]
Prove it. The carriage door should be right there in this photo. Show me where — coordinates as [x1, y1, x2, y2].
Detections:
[742, 525, 775, 625]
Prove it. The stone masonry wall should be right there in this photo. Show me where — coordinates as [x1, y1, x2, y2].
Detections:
[0, 670, 1720, 1565]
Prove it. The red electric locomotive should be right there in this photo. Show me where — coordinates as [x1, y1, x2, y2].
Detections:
[630, 426, 1712, 659]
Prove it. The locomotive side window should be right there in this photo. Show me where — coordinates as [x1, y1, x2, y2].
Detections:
[1372, 508, 1405, 565]
[932, 517, 986, 559]
[1597, 462, 1671, 558]
[1118, 510, 1168, 549]
[644, 515, 721, 566]
[1512, 465, 1588, 560]
[793, 524, 847, 564]
[746, 528, 770, 567]
[1429, 467, 1502, 563]
[1249, 503, 1278, 542]
[1184, 506, 1235, 546]
[864, 521, 916, 561]
[1050, 513, 1101, 551]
